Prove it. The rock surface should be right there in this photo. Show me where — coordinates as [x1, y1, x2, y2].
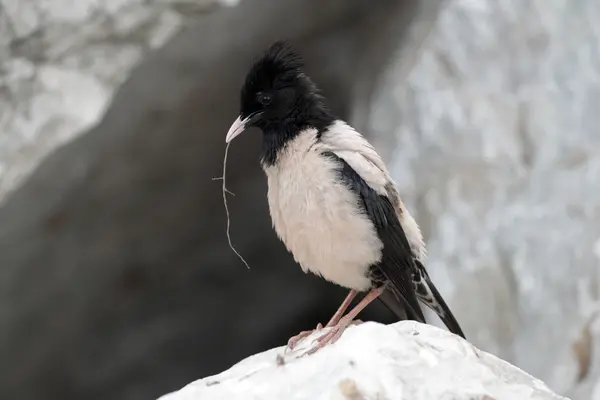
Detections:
[363, 1, 600, 398]
[159, 321, 566, 400]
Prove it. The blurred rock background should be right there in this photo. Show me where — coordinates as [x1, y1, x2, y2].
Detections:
[0, 0, 598, 399]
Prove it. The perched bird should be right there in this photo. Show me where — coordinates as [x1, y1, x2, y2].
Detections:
[226, 41, 465, 354]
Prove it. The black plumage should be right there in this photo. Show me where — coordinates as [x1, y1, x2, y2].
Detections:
[322, 151, 427, 324]
[225, 40, 466, 353]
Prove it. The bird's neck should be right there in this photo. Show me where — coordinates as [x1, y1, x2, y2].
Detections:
[260, 104, 335, 166]
[260, 125, 300, 167]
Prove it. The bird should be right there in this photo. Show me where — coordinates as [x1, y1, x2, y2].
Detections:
[225, 40, 465, 354]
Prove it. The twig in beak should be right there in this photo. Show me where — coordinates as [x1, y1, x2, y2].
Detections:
[214, 141, 250, 269]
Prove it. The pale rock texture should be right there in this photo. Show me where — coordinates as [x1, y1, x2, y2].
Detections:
[159, 321, 566, 400]
[363, 0, 600, 398]
[0, 0, 238, 202]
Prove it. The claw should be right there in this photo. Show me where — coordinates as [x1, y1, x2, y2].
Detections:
[299, 285, 384, 356]
[285, 323, 324, 352]
[306, 319, 363, 355]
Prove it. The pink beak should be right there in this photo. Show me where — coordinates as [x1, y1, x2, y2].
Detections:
[225, 115, 249, 143]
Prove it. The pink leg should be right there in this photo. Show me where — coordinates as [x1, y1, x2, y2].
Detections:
[306, 286, 385, 355]
[287, 290, 358, 350]
[324, 290, 358, 327]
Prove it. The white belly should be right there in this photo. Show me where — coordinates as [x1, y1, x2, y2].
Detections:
[262, 140, 382, 291]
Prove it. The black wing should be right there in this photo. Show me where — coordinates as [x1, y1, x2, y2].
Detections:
[323, 151, 426, 323]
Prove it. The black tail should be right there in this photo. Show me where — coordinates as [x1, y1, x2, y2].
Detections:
[413, 260, 466, 339]
[424, 274, 465, 338]
[378, 287, 426, 323]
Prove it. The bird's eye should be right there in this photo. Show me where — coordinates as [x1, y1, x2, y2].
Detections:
[256, 92, 272, 106]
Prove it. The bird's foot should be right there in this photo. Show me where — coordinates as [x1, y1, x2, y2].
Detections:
[285, 323, 324, 351]
[305, 319, 363, 355]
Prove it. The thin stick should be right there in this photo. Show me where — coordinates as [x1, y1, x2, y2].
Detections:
[214, 142, 251, 269]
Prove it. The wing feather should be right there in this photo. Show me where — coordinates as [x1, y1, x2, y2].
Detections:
[320, 121, 426, 261]
[321, 150, 426, 323]
[319, 121, 465, 338]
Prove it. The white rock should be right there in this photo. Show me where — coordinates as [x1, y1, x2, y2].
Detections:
[158, 322, 567, 400]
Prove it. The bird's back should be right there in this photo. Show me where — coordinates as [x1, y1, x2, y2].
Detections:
[318, 121, 427, 263]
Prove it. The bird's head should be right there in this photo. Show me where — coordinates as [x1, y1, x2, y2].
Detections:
[225, 40, 333, 144]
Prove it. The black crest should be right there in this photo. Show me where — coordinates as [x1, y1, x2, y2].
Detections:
[242, 41, 304, 98]
[238, 40, 335, 165]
